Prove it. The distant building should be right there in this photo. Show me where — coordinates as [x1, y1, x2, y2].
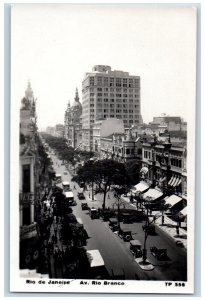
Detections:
[82, 65, 142, 151]
[55, 123, 65, 138]
[64, 88, 82, 148]
[151, 114, 185, 131]
[93, 118, 125, 153]
[46, 126, 55, 136]
[100, 129, 142, 163]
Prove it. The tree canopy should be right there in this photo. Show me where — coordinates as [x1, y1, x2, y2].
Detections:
[73, 159, 132, 209]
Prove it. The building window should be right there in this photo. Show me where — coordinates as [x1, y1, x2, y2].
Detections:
[171, 158, 182, 168]
[90, 77, 94, 86]
[22, 164, 30, 193]
[126, 149, 130, 154]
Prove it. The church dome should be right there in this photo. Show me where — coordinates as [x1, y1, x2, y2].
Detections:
[71, 88, 82, 110]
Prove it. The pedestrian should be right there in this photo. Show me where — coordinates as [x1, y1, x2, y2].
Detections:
[107, 193, 110, 199]
[54, 227, 57, 237]
[73, 185, 76, 190]
[176, 225, 179, 236]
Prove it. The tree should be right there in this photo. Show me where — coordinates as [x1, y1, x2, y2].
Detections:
[73, 159, 131, 209]
[125, 160, 141, 185]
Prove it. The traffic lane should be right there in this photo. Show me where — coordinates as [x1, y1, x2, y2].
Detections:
[51, 154, 186, 280]
[71, 202, 161, 280]
[119, 221, 187, 281]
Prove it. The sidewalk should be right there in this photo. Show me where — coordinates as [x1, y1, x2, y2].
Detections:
[121, 196, 187, 250]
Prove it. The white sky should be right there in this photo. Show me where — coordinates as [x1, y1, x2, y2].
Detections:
[11, 4, 196, 130]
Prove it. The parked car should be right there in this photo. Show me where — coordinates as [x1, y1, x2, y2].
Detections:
[130, 240, 143, 258]
[78, 189, 85, 200]
[90, 208, 99, 219]
[142, 224, 156, 234]
[150, 246, 168, 260]
[81, 202, 89, 210]
[118, 227, 132, 242]
[108, 218, 119, 231]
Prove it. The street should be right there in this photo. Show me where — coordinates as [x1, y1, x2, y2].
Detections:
[50, 153, 187, 281]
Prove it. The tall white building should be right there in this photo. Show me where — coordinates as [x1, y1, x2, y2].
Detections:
[82, 65, 142, 151]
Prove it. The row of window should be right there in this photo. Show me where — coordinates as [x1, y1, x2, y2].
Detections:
[171, 158, 182, 168]
[96, 88, 139, 93]
[97, 103, 139, 108]
[144, 150, 152, 159]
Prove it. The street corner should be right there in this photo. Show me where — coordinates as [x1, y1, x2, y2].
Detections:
[135, 258, 155, 271]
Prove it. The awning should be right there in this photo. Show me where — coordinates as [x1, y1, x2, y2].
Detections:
[178, 206, 187, 216]
[173, 178, 182, 187]
[140, 167, 149, 174]
[164, 194, 182, 208]
[142, 188, 163, 202]
[132, 182, 149, 193]
[159, 176, 166, 183]
[168, 176, 175, 186]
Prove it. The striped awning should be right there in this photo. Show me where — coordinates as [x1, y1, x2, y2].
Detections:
[168, 176, 182, 187]
[168, 176, 175, 186]
[159, 176, 166, 182]
[173, 178, 182, 187]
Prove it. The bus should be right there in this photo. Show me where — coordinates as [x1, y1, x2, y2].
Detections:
[86, 250, 109, 279]
[64, 191, 76, 206]
[55, 174, 62, 183]
[62, 181, 70, 191]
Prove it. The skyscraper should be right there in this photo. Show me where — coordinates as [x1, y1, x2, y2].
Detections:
[82, 65, 142, 151]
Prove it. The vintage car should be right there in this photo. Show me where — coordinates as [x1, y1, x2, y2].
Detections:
[142, 224, 156, 234]
[90, 208, 99, 219]
[118, 227, 132, 242]
[150, 246, 168, 260]
[81, 202, 89, 210]
[129, 239, 143, 258]
[108, 218, 120, 231]
[77, 189, 85, 200]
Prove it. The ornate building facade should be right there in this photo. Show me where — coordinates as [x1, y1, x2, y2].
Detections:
[19, 82, 39, 237]
[64, 88, 82, 149]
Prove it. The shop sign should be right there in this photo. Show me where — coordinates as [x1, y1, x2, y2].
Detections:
[19, 193, 35, 206]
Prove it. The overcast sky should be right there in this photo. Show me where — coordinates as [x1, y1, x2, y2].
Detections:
[11, 4, 196, 130]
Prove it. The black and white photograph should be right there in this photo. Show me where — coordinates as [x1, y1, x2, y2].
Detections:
[10, 3, 197, 294]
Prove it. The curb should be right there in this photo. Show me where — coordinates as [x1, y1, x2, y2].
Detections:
[135, 258, 154, 271]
